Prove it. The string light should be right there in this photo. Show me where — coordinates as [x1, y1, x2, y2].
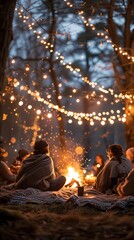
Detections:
[2, 80, 128, 128]
[2, 3, 132, 137]
[15, 5, 134, 102]
[63, 0, 134, 62]
[19, 86, 127, 125]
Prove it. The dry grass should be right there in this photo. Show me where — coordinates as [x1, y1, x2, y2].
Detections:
[0, 204, 134, 239]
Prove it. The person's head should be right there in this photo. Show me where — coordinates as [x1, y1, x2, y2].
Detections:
[95, 154, 105, 166]
[18, 149, 30, 161]
[34, 139, 49, 155]
[126, 147, 134, 161]
[107, 144, 124, 161]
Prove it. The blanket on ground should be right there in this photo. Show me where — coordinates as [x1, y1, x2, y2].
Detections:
[0, 185, 134, 211]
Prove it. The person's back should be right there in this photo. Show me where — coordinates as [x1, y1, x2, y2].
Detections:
[15, 139, 66, 191]
[117, 168, 134, 196]
[95, 144, 132, 194]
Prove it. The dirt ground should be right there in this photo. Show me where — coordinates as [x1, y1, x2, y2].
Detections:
[0, 203, 134, 240]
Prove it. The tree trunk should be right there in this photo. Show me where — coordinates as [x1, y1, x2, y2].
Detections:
[125, 29, 134, 147]
[125, 99, 134, 148]
[107, 0, 134, 147]
[82, 28, 91, 166]
[48, 0, 66, 151]
[0, 0, 17, 137]
[0, 0, 16, 90]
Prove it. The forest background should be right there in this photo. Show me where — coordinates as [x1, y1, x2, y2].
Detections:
[0, 2, 134, 238]
[0, 0, 134, 173]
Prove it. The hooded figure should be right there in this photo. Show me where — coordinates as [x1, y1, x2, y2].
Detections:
[15, 139, 66, 191]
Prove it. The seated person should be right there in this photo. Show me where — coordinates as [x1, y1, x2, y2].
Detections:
[116, 168, 134, 196]
[94, 144, 132, 194]
[10, 149, 30, 175]
[0, 147, 16, 186]
[126, 147, 134, 168]
[91, 154, 105, 176]
[116, 147, 134, 196]
[15, 139, 66, 191]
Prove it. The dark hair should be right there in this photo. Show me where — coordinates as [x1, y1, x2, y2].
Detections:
[18, 149, 29, 160]
[95, 154, 105, 166]
[34, 139, 49, 155]
[108, 144, 124, 163]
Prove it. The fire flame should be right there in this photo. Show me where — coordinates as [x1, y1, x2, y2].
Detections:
[65, 166, 82, 187]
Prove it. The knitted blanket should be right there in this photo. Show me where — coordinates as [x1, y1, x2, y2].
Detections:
[15, 153, 55, 190]
[0, 185, 134, 211]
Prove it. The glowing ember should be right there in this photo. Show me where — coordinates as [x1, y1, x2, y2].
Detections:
[65, 166, 82, 187]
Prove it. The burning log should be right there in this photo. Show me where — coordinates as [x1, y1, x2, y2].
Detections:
[65, 177, 84, 196]
[65, 166, 83, 187]
[65, 178, 80, 187]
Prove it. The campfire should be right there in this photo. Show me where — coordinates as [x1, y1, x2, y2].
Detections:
[64, 166, 96, 189]
[65, 166, 83, 188]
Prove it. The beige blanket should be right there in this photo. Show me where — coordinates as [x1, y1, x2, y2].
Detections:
[15, 153, 55, 190]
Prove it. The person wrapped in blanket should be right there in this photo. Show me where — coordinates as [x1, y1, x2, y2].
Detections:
[15, 139, 66, 191]
[0, 147, 16, 186]
[10, 149, 30, 175]
[94, 144, 132, 194]
[116, 147, 134, 196]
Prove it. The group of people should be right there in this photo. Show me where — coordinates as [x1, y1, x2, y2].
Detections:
[0, 140, 134, 196]
[93, 145, 134, 196]
[0, 140, 66, 191]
